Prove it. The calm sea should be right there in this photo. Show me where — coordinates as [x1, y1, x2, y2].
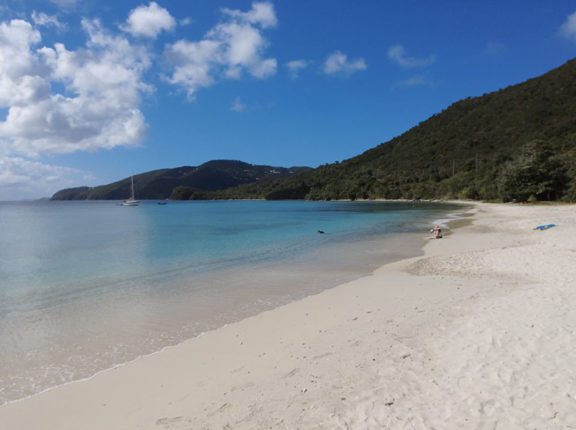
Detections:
[0, 200, 464, 404]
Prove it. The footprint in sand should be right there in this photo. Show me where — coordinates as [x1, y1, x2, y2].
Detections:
[155, 416, 191, 429]
[283, 368, 300, 378]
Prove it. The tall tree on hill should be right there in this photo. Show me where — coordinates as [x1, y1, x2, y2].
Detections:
[499, 141, 569, 202]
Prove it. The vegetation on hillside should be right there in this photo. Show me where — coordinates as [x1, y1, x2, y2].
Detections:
[52, 59, 576, 203]
[51, 161, 311, 200]
[215, 59, 576, 202]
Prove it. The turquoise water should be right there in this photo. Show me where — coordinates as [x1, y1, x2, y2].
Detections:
[0, 200, 463, 404]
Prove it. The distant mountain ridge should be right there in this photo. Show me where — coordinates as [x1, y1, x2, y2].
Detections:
[51, 160, 311, 200]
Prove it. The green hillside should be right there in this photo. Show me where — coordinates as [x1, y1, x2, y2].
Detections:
[51, 160, 311, 200]
[53, 59, 576, 203]
[219, 59, 576, 202]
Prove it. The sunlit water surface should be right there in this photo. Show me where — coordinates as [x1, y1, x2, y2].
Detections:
[0, 200, 464, 404]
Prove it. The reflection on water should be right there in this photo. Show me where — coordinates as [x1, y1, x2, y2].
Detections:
[0, 200, 464, 404]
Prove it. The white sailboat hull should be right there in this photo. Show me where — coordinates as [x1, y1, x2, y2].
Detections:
[122, 176, 139, 206]
[121, 200, 139, 206]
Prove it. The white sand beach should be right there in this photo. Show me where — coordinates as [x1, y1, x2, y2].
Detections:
[1, 202, 576, 429]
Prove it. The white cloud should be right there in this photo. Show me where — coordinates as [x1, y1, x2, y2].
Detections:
[322, 51, 367, 76]
[248, 58, 277, 78]
[230, 96, 246, 112]
[387, 44, 436, 68]
[559, 11, 576, 43]
[0, 16, 152, 198]
[165, 39, 220, 96]
[180, 17, 193, 27]
[0, 18, 151, 156]
[165, 1, 277, 99]
[122, 2, 176, 39]
[0, 20, 45, 108]
[392, 75, 433, 89]
[0, 156, 90, 199]
[222, 2, 277, 29]
[286, 59, 307, 78]
[31, 11, 67, 31]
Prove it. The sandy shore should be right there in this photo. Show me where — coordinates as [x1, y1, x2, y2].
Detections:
[2, 202, 576, 429]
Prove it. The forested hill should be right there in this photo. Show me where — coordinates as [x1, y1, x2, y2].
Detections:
[216, 58, 576, 202]
[50, 160, 311, 200]
[52, 59, 576, 202]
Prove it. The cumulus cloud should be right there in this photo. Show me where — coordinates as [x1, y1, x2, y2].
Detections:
[122, 2, 176, 39]
[559, 11, 576, 43]
[165, 1, 277, 99]
[286, 59, 307, 78]
[230, 96, 246, 112]
[0, 18, 151, 156]
[387, 44, 436, 68]
[0, 15, 152, 197]
[322, 51, 367, 76]
[0, 20, 46, 111]
[31, 11, 67, 31]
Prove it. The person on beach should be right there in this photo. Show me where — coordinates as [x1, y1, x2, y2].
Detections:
[431, 225, 443, 239]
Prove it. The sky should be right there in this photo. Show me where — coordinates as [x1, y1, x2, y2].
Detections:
[0, 0, 575, 199]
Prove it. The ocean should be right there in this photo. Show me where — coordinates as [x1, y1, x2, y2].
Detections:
[0, 200, 464, 404]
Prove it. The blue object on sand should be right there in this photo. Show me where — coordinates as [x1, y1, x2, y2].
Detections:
[533, 224, 556, 231]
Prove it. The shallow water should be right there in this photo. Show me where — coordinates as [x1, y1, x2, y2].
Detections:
[0, 200, 464, 404]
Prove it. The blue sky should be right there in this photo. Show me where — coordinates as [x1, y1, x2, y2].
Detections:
[0, 0, 575, 199]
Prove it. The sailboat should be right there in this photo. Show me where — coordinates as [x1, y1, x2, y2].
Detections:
[122, 176, 140, 206]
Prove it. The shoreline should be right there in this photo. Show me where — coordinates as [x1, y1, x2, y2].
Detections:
[0, 203, 476, 424]
[0, 201, 464, 408]
[3, 202, 575, 428]
[0, 231, 432, 409]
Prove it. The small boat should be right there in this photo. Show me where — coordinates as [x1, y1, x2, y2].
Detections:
[122, 176, 140, 206]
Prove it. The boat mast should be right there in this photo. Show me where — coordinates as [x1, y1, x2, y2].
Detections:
[131, 176, 135, 200]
